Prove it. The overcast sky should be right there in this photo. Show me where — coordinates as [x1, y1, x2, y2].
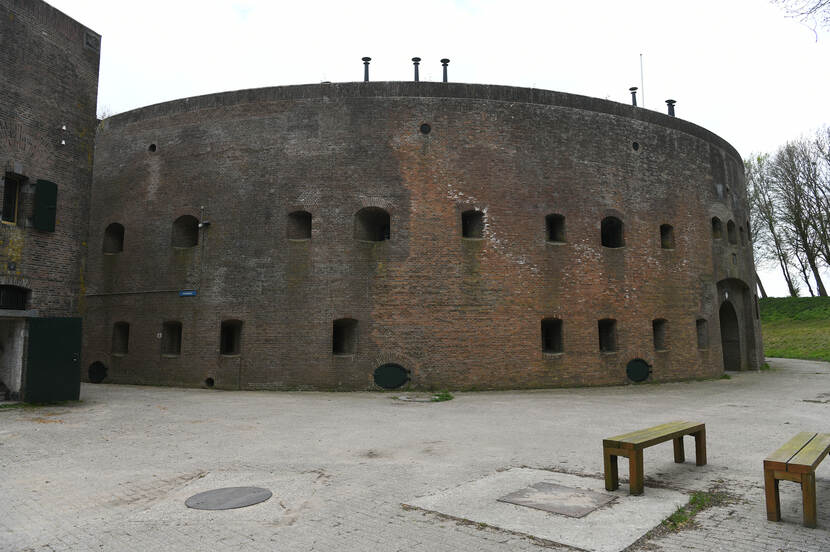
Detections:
[49, 0, 830, 296]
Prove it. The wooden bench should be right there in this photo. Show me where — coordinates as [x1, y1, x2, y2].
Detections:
[764, 432, 830, 528]
[603, 421, 707, 495]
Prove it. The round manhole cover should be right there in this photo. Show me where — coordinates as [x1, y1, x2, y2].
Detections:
[374, 363, 409, 389]
[626, 358, 651, 383]
[185, 487, 272, 510]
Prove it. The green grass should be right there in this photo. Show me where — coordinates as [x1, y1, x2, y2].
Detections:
[762, 319, 830, 362]
[760, 297, 830, 362]
[759, 296, 830, 322]
[431, 390, 454, 402]
[662, 490, 731, 531]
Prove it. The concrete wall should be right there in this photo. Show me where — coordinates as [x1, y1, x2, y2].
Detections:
[84, 82, 762, 390]
[0, 319, 25, 397]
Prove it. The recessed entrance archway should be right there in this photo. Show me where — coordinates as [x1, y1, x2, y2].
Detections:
[719, 301, 741, 371]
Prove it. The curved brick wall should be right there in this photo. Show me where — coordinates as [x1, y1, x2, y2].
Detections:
[84, 82, 763, 390]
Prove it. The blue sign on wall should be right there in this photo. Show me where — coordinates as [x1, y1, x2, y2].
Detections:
[179, 290, 197, 297]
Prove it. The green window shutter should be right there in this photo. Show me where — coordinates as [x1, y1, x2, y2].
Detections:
[33, 180, 58, 232]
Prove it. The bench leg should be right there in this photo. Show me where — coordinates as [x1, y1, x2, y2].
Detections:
[673, 437, 685, 463]
[629, 449, 644, 495]
[764, 468, 781, 522]
[802, 472, 817, 528]
[604, 447, 619, 491]
[694, 427, 707, 466]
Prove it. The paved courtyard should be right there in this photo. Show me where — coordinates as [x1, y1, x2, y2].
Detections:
[1, 357, 829, 551]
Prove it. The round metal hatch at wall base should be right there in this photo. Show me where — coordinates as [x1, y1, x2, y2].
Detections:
[185, 487, 272, 510]
[626, 358, 651, 383]
[374, 363, 410, 389]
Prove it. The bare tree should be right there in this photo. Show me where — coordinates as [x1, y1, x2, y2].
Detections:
[811, 127, 830, 265]
[746, 154, 801, 296]
[770, 140, 828, 295]
[774, 0, 830, 36]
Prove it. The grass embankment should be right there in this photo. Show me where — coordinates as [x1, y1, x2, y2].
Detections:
[760, 297, 830, 362]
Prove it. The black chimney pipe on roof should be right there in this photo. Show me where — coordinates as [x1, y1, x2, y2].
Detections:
[362, 57, 371, 82]
[629, 87, 638, 107]
[441, 58, 450, 83]
[412, 57, 421, 82]
[666, 99, 676, 117]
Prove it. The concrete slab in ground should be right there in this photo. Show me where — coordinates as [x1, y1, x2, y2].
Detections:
[407, 468, 689, 552]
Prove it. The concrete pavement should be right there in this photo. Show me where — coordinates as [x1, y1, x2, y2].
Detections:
[1, 357, 828, 551]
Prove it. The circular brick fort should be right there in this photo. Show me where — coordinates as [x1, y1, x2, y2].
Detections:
[83, 82, 763, 390]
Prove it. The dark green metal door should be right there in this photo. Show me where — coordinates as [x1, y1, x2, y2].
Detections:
[24, 317, 82, 403]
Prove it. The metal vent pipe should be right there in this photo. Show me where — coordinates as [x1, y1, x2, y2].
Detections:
[666, 99, 676, 117]
[412, 57, 421, 82]
[629, 87, 638, 107]
[362, 57, 371, 82]
[441, 58, 450, 83]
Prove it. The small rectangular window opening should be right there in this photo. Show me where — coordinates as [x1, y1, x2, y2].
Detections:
[0, 285, 28, 310]
[660, 224, 675, 249]
[545, 214, 565, 243]
[541, 318, 563, 353]
[462, 210, 484, 238]
[696, 319, 709, 349]
[333, 318, 357, 355]
[2, 173, 22, 224]
[598, 319, 617, 352]
[112, 322, 130, 355]
[220, 320, 243, 355]
[652, 319, 667, 351]
[162, 321, 182, 356]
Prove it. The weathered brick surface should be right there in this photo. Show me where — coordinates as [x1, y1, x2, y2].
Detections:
[84, 83, 762, 390]
[0, 0, 99, 317]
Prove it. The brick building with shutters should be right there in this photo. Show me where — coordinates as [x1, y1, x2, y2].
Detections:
[0, 0, 100, 400]
[1, 1, 763, 395]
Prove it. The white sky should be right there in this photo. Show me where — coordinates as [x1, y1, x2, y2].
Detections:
[49, 0, 830, 296]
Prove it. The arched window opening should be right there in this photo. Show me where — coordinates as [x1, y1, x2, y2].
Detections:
[598, 319, 618, 352]
[462, 209, 484, 239]
[660, 224, 675, 249]
[111, 322, 129, 355]
[746, 223, 752, 243]
[727, 220, 737, 245]
[161, 321, 182, 356]
[0, 285, 29, 310]
[172, 215, 199, 248]
[601, 217, 624, 248]
[103, 223, 125, 253]
[541, 318, 563, 353]
[354, 207, 390, 242]
[696, 319, 709, 349]
[220, 319, 243, 355]
[287, 210, 312, 240]
[711, 217, 723, 240]
[653, 318, 668, 351]
[545, 214, 565, 243]
[333, 318, 358, 355]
